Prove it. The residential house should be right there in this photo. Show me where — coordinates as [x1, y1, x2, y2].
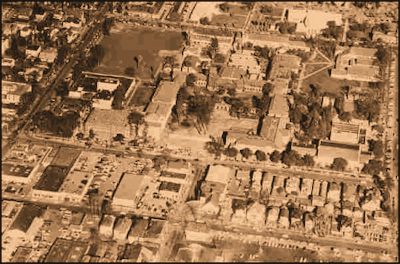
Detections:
[266, 206, 279, 224]
[327, 182, 341, 203]
[2, 81, 32, 105]
[278, 207, 290, 228]
[246, 201, 266, 226]
[26, 45, 42, 57]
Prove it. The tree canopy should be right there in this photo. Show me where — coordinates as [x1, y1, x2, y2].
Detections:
[331, 157, 348, 171]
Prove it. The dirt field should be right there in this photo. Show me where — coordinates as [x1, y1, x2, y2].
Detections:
[95, 27, 183, 79]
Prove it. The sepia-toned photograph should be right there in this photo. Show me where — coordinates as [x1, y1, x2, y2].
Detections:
[1, 1, 398, 262]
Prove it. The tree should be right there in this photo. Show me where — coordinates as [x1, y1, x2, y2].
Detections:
[204, 136, 224, 157]
[76, 132, 84, 140]
[102, 17, 114, 35]
[362, 159, 384, 176]
[240, 148, 253, 159]
[128, 111, 144, 125]
[112, 87, 125, 109]
[113, 133, 125, 142]
[199, 16, 210, 25]
[255, 150, 267, 161]
[214, 53, 225, 64]
[208, 37, 219, 59]
[134, 55, 143, 69]
[270, 150, 281, 162]
[369, 139, 384, 158]
[376, 45, 389, 65]
[128, 111, 144, 137]
[186, 73, 197, 86]
[124, 66, 136, 76]
[372, 124, 384, 133]
[331, 157, 348, 171]
[89, 129, 95, 139]
[339, 111, 352, 122]
[303, 154, 315, 167]
[152, 156, 167, 170]
[16, 92, 34, 115]
[219, 3, 230, 12]
[56, 45, 68, 65]
[223, 147, 238, 157]
[281, 150, 302, 167]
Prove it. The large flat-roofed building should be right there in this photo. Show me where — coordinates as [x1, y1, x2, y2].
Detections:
[113, 217, 133, 241]
[112, 172, 145, 212]
[31, 152, 101, 203]
[330, 121, 360, 145]
[2, 145, 52, 183]
[260, 116, 291, 151]
[2, 81, 32, 105]
[145, 76, 185, 142]
[268, 94, 289, 118]
[99, 214, 116, 238]
[317, 140, 361, 169]
[84, 109, 132, 141]
[39, 47, 57, 64]
[205, 165, 235, 186]
[331, 47, 380, 82]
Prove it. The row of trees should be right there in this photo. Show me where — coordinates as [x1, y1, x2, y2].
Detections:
[204, 139, 317, 167]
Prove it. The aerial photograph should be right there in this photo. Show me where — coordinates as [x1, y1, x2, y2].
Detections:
[1, 1, 398, 262]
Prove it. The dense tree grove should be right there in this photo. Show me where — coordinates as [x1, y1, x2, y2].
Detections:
[32, 110, 80, 137]
[289, 89, 333, 142]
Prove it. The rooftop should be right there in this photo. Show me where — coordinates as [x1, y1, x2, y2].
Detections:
[9, 204, 43, 233]
[206, 165, 235, 185]
[113, 172, 144, 201]
[260, 116, 280, 142]
[2, 80, 32, 96]
[2, 163, 33, 178]
[152, 81, 181, 104]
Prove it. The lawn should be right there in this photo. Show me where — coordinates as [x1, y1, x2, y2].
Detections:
[301, 69, 348, 97]
[211, 14, 247, 28]
[50, 147, 81, 167]
[129, 86, 155, 107]
[95, 27, 183, 79]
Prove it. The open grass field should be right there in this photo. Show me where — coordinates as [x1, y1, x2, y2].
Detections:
[95, 27, 183, 79]
[50, 147, 81, 167]
[211, 14, 247, 28]
[129, 86, 155, 107]
[301, 69, 348, 97]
